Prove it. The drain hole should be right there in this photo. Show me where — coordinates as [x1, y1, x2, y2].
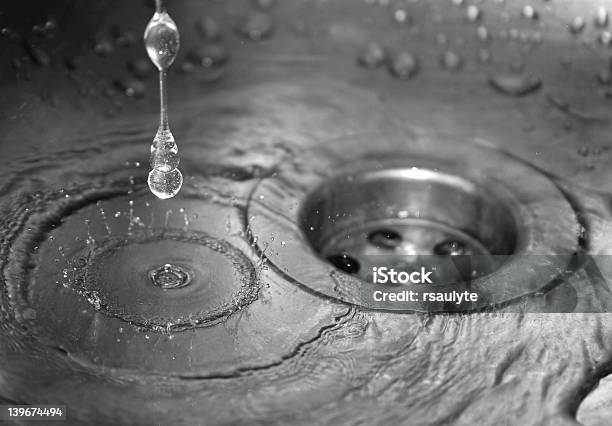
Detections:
[300, 167, 521, 282]
[367, 229, 402, 249]
[326, 253, 360, 275]
[433, 240, 471, 256]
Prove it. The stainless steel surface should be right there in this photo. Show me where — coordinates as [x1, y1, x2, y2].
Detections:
[249, 132, 580, 311]
[2, 0, 612, 424]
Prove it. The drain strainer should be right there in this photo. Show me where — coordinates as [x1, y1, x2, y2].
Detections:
[248, 132, 581, 312]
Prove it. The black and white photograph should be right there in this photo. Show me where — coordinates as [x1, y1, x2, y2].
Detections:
[1, 0, 612, 424]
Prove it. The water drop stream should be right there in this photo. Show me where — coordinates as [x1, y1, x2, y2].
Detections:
[144, 0, 183, 199]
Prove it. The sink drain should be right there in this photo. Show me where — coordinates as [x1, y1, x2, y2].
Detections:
[302, 167, 518, 285]
[248, 132, 581, 312]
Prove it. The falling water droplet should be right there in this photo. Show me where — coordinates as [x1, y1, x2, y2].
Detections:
[144, 9, 180, 70]
[148, 169, 183, 199]
[144, 1, 183, 199]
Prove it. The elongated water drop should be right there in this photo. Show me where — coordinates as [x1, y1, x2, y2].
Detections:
[144, 0, 183, 199]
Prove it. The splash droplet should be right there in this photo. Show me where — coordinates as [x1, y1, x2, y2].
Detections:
[149, 263, 192, 289]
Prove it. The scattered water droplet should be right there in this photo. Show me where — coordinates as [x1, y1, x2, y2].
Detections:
[252, 0, 276, 9]
[476, 25, 490, 43]
[521, 5, 539, 21]
[93, 39, 114, 57]
[595, 7, 609, 28]
[393, 9, 411, 24]
[388, 51, 420, 80]
[598, 31, 612, 46]
[440, 50, 463, 71]
[187, 44, 229, 68]
[357, 42, 387, 69]
[466, 5, 482, 22]
[436, 32, 448, 45]
[488, 73, 542, 96]
[23, 39, 50, 66]
[115, 78, 147, 98]
[478, 48, 492, 64]
[180, 61, 195, 74]
[196, 17, 222, 40]
[127, 58, 154, 79]
[569, 16, 586, 34]
[237, 12, 275, 41]
[597, 68, 611, 85]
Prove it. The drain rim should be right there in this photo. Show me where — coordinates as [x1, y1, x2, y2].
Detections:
[247, 132, 580, 312]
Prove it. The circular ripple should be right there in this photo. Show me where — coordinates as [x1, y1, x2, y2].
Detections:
[149, 263, 193, 289]
[66, 229, 259, 332]
[0, 175, 261, 335]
